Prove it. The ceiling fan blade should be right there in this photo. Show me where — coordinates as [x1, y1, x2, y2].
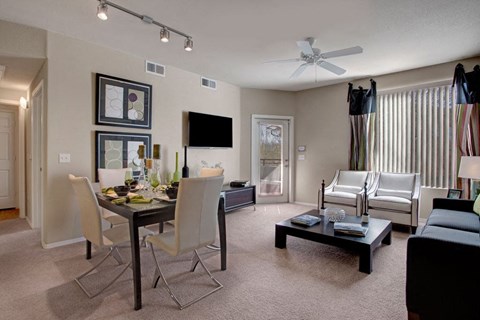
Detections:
[263, 58, 301, 64]
[289, 63, 309, 79]
[317, 60, 346, 75]
[321, 46, 363, 59]
[296, 41, 314, 55]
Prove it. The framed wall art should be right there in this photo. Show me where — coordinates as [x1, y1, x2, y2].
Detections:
[95, 73, 152, 129]
[95, 131, 151, 181]
[446, 188, 462, 199]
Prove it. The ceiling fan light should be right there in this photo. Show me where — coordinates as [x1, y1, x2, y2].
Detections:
[184, 38, 193, 52]
[160, 27, 170, 42]
[97, 1, 108, 20]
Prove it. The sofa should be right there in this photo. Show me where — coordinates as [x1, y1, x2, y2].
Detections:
[406, 198, 480, 320]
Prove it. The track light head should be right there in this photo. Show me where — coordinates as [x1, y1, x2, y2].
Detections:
[184, 38, 193, 52]
[97, 1, 108, 21]
[160, 27, 170, 43]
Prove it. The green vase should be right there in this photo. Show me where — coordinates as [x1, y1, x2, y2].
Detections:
[173, 151, 181, 183]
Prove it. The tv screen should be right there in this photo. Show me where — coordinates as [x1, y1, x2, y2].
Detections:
[188, 111, 233, 148]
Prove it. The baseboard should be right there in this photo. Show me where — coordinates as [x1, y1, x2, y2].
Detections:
[42, 236, 85, 249]
[294, 201, 317, 207]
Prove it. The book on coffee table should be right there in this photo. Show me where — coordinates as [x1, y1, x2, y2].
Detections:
[334, 222, 369, 236]
[290, 214, 321, 227]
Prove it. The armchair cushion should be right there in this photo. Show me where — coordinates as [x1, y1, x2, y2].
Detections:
[377, 173, 415, 195]
[324, 192, 357, 206]
[337, 171, 369, 187]
[376, 188, 412, 200]
[333, 185, 362, 194]
[368, 195, 412, 212]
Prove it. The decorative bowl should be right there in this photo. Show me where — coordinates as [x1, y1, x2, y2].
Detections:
[165, 186, 178, 199]
[324, 207, 346, 222]
[114, 185, 130, 197]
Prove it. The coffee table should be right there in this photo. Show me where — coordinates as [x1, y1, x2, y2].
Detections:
[275, 209, 392, 274]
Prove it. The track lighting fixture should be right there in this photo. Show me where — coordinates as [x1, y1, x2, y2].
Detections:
[160, 27, 170, 43]
[96, 0, 193, 51]
[184, 38, 193, 52]
[97, 0, 108, 21]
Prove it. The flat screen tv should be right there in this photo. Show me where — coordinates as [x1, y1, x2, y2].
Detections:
[188, 111, 233, 148]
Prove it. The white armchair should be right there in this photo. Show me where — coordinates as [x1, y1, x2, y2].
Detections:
[321, 170, 373, 216]
[367, 172, 421, 233]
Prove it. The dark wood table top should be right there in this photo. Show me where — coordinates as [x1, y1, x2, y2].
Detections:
[276, 209, 392, 245]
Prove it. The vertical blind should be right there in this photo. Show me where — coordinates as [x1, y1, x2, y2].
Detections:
[375, 85, 456, 188]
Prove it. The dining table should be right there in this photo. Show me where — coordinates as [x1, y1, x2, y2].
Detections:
[92, 193, 228, 310]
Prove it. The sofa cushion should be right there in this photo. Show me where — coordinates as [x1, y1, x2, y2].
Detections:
[419, 225, 480, 247]
[337, 171, 368, 188]
[427, 208, 480, 233]
[324, 191, 357, 206]
[368, 195, 412, 212]
[376, 188, 412, 200]
[333, 185, 362, 194]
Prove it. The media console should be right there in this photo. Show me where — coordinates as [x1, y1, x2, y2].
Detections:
[220, 185, 256, 212]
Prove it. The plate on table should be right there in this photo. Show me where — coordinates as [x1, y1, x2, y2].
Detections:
[154, 195, 177, 203]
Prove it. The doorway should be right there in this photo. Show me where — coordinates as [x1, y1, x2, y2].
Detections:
[251, 115, 294, 203]
[0, 106, 16, 209]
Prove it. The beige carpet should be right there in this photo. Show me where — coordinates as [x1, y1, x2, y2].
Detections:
[0, 203, 408, 319]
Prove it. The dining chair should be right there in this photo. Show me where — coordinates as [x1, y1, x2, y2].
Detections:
[146, 176, 224, 309]
[97, 168, 131, 226]
[68, 174, 153, 298]
[199, 167, 224, 177]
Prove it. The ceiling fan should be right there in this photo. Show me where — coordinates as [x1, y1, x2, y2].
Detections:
[265, 37, 363, 80]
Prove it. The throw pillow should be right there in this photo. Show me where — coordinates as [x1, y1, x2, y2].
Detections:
[473, 194, 480, 216]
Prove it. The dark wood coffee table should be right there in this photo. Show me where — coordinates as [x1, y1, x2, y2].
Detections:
[275, 209, 392, 274]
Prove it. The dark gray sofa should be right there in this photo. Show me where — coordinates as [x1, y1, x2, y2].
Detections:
[406, 198, 480, 320]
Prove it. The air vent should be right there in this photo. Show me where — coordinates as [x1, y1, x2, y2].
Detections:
[145, 60, 165, 77]
[201, 77, 217, 90]
[0, 65, 5, 81]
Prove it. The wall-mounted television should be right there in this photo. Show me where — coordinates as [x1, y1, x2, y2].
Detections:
[188, 111, 233, 148]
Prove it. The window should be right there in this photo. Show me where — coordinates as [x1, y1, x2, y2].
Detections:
[374, 84, 456, 188]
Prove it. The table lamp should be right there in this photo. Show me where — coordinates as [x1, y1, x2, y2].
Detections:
[457, 156, 480, 199]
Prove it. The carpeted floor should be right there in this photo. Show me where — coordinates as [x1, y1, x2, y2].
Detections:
[0, 203, 409, 319]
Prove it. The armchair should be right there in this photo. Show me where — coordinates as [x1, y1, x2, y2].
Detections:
[321, 170, 373, 216]
[367, 172, 420, 233]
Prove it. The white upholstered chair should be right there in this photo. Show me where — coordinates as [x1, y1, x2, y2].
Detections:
[69, 174, 153, 298]
[199, 167, 224, 177]
[146, 176, 224, 309]
[367, 172, 421, 233]
[321, 170, 373, 216]
[97, 168, 130, 226]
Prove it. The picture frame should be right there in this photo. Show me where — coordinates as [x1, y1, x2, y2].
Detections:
[95, 131, 151, 181]
[95, 73, 152, 129]
[446, 188, 462, 199]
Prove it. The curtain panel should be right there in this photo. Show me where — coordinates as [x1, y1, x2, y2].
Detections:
[348, 79, 377, 171]
[453, 63, 480, 198]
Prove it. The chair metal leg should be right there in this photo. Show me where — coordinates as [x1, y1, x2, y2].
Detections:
[112, 247, 124, 265]
[149, 246, 223, 310]
[74, 247, 132, 299]
[190, 251, 200, 272]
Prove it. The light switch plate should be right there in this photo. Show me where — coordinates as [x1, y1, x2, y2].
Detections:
[59, 153, 71, 163]
[298, 154, 305, 161]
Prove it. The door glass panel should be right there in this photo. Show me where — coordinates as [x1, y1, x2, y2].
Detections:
[258, 122, 283, 196]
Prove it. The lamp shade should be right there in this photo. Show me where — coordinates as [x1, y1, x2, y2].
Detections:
[458, 156, 480, 179]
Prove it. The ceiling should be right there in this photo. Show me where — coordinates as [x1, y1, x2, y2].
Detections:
[0, 0, 479, 92]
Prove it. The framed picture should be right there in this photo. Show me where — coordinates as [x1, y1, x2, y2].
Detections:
[447, 188, 462, 199]
[95, 73, 152, 129]
[95, 131, 151, 181]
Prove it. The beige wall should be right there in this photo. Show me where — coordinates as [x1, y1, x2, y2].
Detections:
[0, 20, 46, 58]
[239, 89, 295, 179]
[43, 32, 246, 244]
[294, 57, 480, 219]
